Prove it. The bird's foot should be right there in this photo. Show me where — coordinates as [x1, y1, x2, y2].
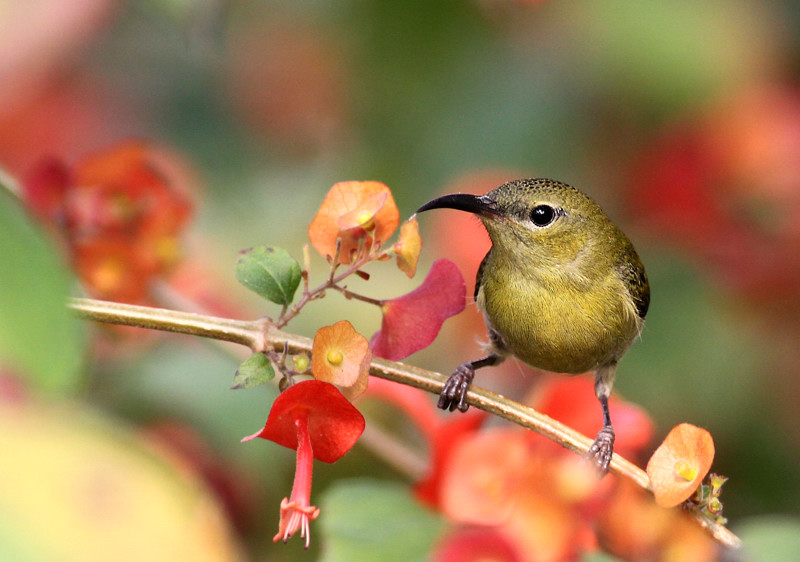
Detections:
[437, 363, 475, 412]
[585, 425, 615, 476]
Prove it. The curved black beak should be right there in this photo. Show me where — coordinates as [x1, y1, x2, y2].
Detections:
[415, 193, 499, 216]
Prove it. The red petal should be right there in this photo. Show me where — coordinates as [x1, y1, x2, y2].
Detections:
[432, 527, 523, 562]
[72, 140, 193, 237]
[242, 380, 365, 463]
[336, 191, 387, 230]
[73, 236, 156, 303]
[370, 259, 466, 360]
[531, 376, 654, 458]
[21, 157, 72, 223]
[439, 428, 529, 525]
[413, 409, 487, 508]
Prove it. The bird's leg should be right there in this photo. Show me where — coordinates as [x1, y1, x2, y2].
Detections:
[586, 395, 615, 474]
[586, 364, 617, 475]
[438, 353, 500, 412]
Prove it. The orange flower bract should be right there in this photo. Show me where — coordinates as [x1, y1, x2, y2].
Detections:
[311, 320, 372, 400]
[308, 181, 399, 264]
[646, 423, 715, 508]
[394, 217, 422, 278]
[336, 191, 388, 231]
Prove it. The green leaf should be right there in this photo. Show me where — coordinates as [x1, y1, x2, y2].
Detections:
[0, 187, 84, 394]
[319, 478, 445, 562]
[235, 246, 301, 306]
[736, 515, 800, 561]
[231, 352, 275, 389]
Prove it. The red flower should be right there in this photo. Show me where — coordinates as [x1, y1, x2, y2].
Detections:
[433, 527, 523, 562]
[631, 84, 800, 309]
[436, 427, 596, 561]
[412, 410, 488, 508]
[370, 259, 466, 360]
[242, 380, 365, 547]
[439, 428, 531, 526]
[21, 140, 193, 304]
[530, 375, 654, 460]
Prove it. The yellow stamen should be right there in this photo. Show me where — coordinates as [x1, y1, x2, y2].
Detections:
[674, 459, 698, 481]
[326, 350, 344, 366]
[356, 210, 375, 230]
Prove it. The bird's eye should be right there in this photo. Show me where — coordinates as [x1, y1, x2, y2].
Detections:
[530, 205, 558, 227]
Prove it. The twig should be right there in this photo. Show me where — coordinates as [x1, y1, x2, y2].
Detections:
[330, 285, 383, 307]
[276, 251, 376, 328]
[67, 296, 742, 550]
[358, 423, 427, 480]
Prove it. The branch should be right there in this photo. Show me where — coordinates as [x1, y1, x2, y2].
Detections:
[70, 297, 272, 350]
[67, 296, 742, 549]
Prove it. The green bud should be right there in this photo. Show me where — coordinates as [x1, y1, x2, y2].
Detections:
[707, 497, 723, 515]
[693, 483, 711, 502]
[708, 473, 728, 495]
[231, 352, 275, 389]
[293, 353, 310, 373]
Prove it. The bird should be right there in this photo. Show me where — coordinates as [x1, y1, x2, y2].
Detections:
[415, 178, 650, 474]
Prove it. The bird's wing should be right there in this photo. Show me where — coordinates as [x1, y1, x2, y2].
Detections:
[617, 254, 650, 320]
[474, 249, 492, 302]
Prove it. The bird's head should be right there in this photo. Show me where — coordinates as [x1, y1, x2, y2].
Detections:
[416, 178, 622, 267]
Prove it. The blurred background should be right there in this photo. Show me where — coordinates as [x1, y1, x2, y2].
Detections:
[2, 0, 800, 560]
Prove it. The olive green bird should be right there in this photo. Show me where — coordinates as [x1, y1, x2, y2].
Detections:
[416, 178, 649, 474]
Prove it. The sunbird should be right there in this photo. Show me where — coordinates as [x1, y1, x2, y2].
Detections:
[416, 178, 650, 474]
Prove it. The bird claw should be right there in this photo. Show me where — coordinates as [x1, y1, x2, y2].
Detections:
[585, 425, 615, 476]
[437, 363, 475, 412]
